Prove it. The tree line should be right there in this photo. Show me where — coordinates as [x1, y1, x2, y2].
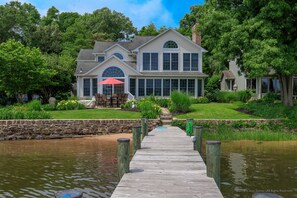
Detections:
[0, 1, 166, 104]
[179, 0, 297, 106]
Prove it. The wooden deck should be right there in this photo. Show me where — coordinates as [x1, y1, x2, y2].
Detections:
[111, 126, 223, 198]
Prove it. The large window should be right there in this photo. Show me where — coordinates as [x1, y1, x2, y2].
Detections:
[102, 66, 124, 77]
[138, 79, 145, 97]
[183, 53, 198, 71]
[183, 53, 190, 71]
[188, 79, 195, 96]
[129, 79, 136, 96]
[143, 53, 158, 70]
[154, 79, 162, 96]
[163, 41, 178, 48]
[146, 79, 154, 96]
[163, 53, 178, 71]
[180, 79, 187, 93]
[191, 53, 199, 71]
[197, 79, 202, 97]
[163, 79, 171, 96]
[171, 79, 178, 92]
[261, 78, 280, 94]
[246, 79, 256, 90]
[92, 78, 97, 96]
[83, 78, 90, 96]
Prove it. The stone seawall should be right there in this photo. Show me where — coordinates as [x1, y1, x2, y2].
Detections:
[0, 119, 161, 141]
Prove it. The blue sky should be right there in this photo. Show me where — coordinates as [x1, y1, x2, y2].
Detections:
[0, 0, 204, 29]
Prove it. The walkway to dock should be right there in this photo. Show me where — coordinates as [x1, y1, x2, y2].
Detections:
[111, 126, 223, 198]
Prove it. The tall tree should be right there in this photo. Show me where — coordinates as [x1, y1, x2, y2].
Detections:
[182, 0, 297, 106]
[63, 7, 137, 56]
[138, 22, 159, 36]
[0, 1, 40, 44]
[0, 40, 55, 102]
[31, 23, 62, 54]
[38, 54, 75, 102]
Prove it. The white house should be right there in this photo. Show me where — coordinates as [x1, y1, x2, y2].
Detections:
[75, 29, 208, 99]
[221, 60, 297, 99]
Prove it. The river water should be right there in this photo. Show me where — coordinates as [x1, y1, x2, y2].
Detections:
[0, 137, 297, 197]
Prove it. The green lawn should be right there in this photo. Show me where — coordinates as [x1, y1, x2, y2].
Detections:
[49, 109, 141, 119]
[175, 102, 259, 119]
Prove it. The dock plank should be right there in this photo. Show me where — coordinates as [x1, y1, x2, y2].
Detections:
[111, 126, 223, 198]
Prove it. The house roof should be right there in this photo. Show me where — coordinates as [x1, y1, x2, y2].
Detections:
[222, 70, 235, 79]
[75, 61, 98, 75]
[136, 72, 208, 78]
[76, 55, 141, 76]
[77, 49, 94, 60]
[92, 36, 155, 54]
[133, 29, 208, 52]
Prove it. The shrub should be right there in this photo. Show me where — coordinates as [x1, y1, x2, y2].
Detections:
[27, 100, 42, 111]
[0, 106, 51, 119]
[191, 97, 209, 104]
[205, 75, 220, 102]
[56, 100, 85, 110]
[138, 100, 161, 119]
[262, 92, 281, 103]
[237, 90, 252, 102]
[170, 91, 192, 113]
[42, 104, 56, 111]
[120, 100, 139, 110]
[214, 91, 238, 103]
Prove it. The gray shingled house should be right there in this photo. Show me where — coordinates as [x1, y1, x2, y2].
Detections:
[75, 28, 208, 99]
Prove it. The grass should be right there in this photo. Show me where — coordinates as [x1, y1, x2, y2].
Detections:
[49, 109, 141, 119]
[175, 102, 259, 119]
[203, 128, 297, 141]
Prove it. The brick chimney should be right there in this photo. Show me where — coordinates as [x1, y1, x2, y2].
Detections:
[191, 23, 201, 46]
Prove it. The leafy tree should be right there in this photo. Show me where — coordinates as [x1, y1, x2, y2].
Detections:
[42, 6, 59, 26]
[0, 1, 40, 44]
[138, 22, 159, 36]
[31, 23, 62, 54]
[38, 54, 75, 102]
[63, 7, 137, 56]
[0, 40, 55, 102]
[58, 12, 80, 32]
[182, 0, 297, 106]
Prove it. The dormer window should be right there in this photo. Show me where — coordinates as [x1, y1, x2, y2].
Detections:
[98, 56, 105, 63]
[113, 53, 124, 60]
[163, 41, 178, 48]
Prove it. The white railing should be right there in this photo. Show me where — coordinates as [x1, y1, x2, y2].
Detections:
[293, 95, 297, 100]
[127, 91, 135, 100]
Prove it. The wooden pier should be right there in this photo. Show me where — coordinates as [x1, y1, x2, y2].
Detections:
[111, 126, 223, 198]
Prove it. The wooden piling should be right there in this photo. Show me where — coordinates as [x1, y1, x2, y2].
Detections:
[141, 118, 148, 140]
[206, 140, 221, 189]
[117, 138, 130, 179]
[132, 126, 141, 155]
[193, 126, 203, 154]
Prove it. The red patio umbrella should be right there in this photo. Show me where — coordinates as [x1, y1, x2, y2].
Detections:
[98, 77, 124, 95]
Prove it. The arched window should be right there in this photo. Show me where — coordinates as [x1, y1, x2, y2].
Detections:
[113, 53, 124, 60]
[163, 41, 178, 48]
[102, 66, 125, 77]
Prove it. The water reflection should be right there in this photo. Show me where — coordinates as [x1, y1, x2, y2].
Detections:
[218, 140, 297, 198]
[0, 135, 131, 198]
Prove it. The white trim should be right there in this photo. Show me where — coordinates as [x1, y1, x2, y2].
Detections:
[83, 55, 142, 76]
